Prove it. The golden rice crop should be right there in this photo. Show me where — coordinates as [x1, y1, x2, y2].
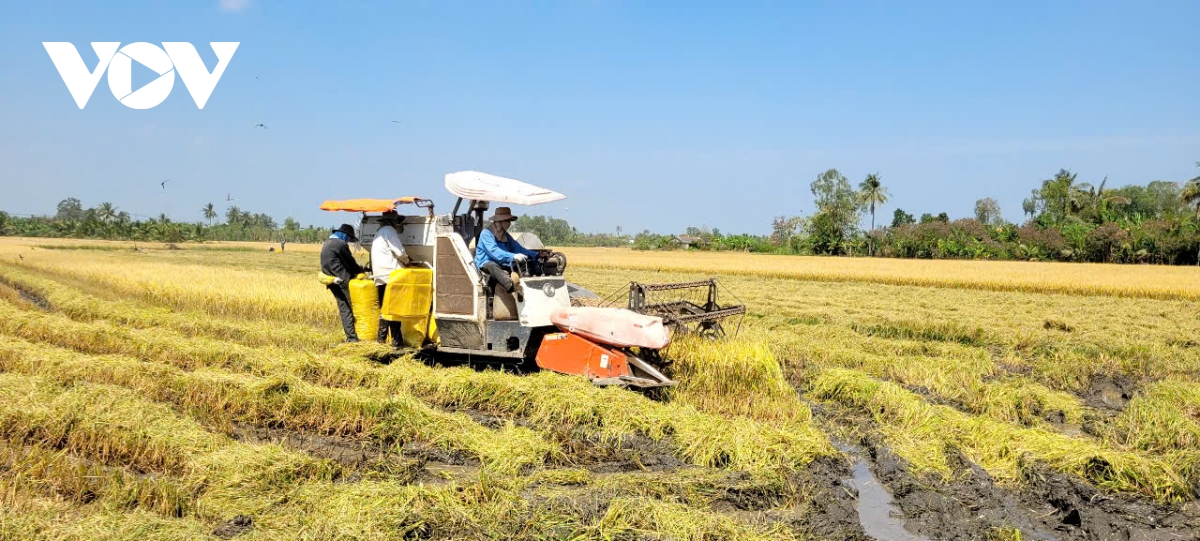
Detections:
[0, 370, 789, 541]
[4, 236, 1200, 539]
[1106, 380, 1200, 454]
[0, 284, 835, 473]
[0, 265, 339, 350]
[665, 331, 810, 424]
[771, 322, 1087, 426]
[809, 368, 1191, 501]
[0, 337, 555, 475]
[2, 244, 336, 326]
[561, 246, 1200, 300]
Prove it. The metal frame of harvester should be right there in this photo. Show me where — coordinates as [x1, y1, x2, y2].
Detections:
[627, 279, 745, 337]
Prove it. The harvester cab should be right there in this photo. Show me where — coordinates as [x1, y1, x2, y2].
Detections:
[320, 171, 745, 389]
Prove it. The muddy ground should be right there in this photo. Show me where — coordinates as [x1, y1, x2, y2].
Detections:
[520, 453, 869, 541]
[1085, 375, 1138, 412]
[227, 419, 870, 539]
[829, 415, 1200, 541]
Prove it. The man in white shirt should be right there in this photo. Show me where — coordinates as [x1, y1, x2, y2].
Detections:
[371, 211, 411, 345]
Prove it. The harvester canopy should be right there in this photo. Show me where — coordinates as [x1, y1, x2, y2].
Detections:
[445, 171, 565, 205]
[319, 197, 429, 212]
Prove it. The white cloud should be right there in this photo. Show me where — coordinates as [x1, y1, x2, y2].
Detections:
[218, 0, 251, 13]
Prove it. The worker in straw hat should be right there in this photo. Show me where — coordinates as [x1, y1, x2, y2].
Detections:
[475, 207, 540, 310]
[320, 223, 364, 342]
[370, 210, 411, 346]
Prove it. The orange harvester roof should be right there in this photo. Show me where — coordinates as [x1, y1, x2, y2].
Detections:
[319, 197, 423, 212]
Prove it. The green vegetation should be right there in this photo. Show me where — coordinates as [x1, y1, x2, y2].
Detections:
[0, 198, 327, 244]
[6, 163, 1198, 264]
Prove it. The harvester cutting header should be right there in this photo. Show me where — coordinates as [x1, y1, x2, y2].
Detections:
[318, 171, 745, 388]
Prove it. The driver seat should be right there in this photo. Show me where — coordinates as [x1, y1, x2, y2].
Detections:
[481, 274, 519, 321]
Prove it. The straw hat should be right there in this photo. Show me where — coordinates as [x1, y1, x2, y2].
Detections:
[491, 207, 518, 222]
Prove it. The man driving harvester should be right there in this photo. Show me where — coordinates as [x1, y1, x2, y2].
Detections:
[475, 207, 539, 312]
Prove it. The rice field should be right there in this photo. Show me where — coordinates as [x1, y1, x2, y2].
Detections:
[1, 237, 1199, 540]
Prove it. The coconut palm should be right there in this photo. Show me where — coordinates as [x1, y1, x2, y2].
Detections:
[203, 203, 217, 225]
[1079, 176, 1132, 223]
[856, 173, 889, 256]
[1183, 163, 1200, 266]
[1184, 164, 1200, 217]
[1040, 169, 1083, 223]
[856, 173, 889, 231]
[96, 202, 117, 224]
[1022, 197, 1037, 220]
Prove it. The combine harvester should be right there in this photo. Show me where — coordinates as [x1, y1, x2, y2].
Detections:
[321, 171, 745, 388]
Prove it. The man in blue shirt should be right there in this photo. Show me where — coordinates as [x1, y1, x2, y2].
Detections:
[476, 207, 539, 305]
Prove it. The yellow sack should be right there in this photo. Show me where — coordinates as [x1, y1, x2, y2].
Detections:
[381, 267, 435, 348]
[348, 274, 379, 340]
[317, 271, 337, 285]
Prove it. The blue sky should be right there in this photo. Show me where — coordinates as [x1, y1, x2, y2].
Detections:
[1, 1, 1197, 234]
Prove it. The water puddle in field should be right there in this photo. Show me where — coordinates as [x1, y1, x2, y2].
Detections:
[836, 441, 932, 541]
[0, 276, 52, 311]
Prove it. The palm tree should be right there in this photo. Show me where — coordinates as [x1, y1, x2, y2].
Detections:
[225, 206, 242, 226]
[1180, 165, 1200, 215]
[856, 173, 889, 256]
[1185, 163, 1200, 217]
[202, 203, 217, 225]
[1182, 179, 1200, 217]
[1183, 162, 1200, 265]
[1041, 169, 1081, 223]
[1022, 197, 1036, 220]
[96, 202, 117, 224]
[857, 173, 889, 231]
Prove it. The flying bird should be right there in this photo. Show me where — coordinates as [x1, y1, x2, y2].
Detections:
[254, 122, 267, 129]
[161, 180, 171, 189]
[226, 193, 235, 202]
[390, 120, 402, 124]
[17, 255, 23, 261]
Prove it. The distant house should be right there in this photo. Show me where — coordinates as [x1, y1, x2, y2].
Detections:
[669, 235, 706, 249]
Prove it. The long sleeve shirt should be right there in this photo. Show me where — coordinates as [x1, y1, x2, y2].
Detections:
[474, 229, 538, 269]
[320, 237, 363, 283]
[370, 225, 409, 285]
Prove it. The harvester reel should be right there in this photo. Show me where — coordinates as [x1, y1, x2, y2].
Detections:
[625, 279, 745, 338]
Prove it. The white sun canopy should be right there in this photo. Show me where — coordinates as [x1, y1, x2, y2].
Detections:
[444, 171, 566, 206]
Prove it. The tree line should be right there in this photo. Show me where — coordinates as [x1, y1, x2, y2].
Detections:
[0, 199, 330, 244]
[5, 164, 1200, 265]
[519, 163, 1200, 265]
